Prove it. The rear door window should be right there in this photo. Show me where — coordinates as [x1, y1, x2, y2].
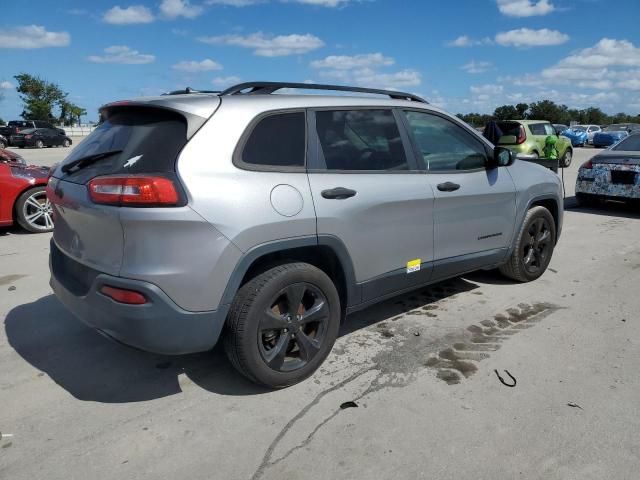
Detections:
[314, 109, 409, 171]
[529, 123, 547, 135]
[56, 107, 188, 184]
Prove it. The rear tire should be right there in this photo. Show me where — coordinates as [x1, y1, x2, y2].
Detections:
[0, 139, 6, 149]
[224, 262, 341, 388]
[561, 149, 573, 168]
[499, 206, 556, 282]
[35, 139, 44, 149]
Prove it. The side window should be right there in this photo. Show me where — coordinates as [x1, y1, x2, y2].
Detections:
[241, 112, 305, 168]
[544, 123, 556, 136]
[314, 109, 408, 171]
[404, 111, 486, 171]
[529, 123, 546, 135]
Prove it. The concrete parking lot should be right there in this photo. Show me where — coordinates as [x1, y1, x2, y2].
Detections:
[1, 145, 639, 479]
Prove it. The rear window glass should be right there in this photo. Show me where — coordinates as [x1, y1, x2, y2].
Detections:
[612, 134, 640, 151]
[57, 108, 187, 184]
[496, 122, 520, 137]
[241, 112, 305, 168]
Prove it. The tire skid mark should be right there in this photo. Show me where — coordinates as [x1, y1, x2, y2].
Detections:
[425, 302, 560, 385]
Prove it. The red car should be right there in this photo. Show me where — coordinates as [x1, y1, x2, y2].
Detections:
[0, 149, 53, 233]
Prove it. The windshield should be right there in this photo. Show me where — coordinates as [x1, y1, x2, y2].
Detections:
[612, 134, 640, 151]
[56, 107, 187, 184]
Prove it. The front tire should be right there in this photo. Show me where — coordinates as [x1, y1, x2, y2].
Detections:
[499, 206, 556, 282]
[224, 262, 341, 388]
[15, 186, 54, 233]
[63, 139, 70, 147]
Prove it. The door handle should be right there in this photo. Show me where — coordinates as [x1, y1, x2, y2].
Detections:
[321, 187, 357, 199]
[437, 182, 460, 192]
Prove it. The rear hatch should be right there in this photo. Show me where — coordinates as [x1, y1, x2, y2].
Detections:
[49, 98, 218, 275]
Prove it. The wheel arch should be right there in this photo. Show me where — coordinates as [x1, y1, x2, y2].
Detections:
[527, 196, 560, 243]
[219, 235, 359, 317]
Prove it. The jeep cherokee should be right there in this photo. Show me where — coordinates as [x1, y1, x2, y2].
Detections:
[48, 82, 563, 388]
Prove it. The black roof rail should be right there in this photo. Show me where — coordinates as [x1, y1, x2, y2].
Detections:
[162, 87, 221, 96]
[219, 81, 428, 103]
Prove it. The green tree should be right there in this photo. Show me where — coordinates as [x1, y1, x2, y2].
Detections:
[58, 99, 87, 126]
[528, 100, 571, 124]
[14, 73, 67, 121]
[493, 105, 518, 120]
[582, 107, 607, 125]
[515, 103, 529, 119]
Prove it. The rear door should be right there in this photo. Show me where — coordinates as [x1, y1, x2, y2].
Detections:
[402, 110, 516, 278]
[307, 108, 434, 302]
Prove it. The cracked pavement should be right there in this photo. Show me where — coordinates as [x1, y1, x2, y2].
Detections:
[1, 147, 639, 479]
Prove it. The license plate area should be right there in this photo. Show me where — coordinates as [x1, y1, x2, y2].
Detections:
[610, 170, 636, 185]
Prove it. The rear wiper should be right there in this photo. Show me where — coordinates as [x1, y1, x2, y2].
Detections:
[61, 149, 123, 173]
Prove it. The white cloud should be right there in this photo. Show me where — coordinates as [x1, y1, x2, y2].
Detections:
[447, 35, 493, 48]
[470, 84, 503, 95]
[103, 5, 155, 24]
[560, 38, 640, 68]
[317, 66, 421, 89]
[461, 61, 492, 74]
[496, 0, 554, 17]
[495, 28, 569, 47]
[160, 0, 204, 19]
[88, 45, 155, 64]
[0, 25, 70, 49]
[310, 53, 394, 70]
[291, 0, 351, 6]
[172, 59, 223, 72]
[212, 76, 242, 86]
[1, 81, 14, 89]
[198, 32, 324, 56]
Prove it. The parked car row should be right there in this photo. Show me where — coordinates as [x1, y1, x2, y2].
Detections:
[0, 120, 66, 145]
[495, 119, 573, 167]
[592, 123, 640, 148]
[10, 128, 72, 149]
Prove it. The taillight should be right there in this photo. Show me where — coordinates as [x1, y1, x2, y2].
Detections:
[581, 159, 593, 169]
[100, 285, 147, 305]
[88, 175, 179, 207]
[516, 125, 527, 144]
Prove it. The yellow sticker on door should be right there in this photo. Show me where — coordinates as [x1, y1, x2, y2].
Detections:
[406, 259, 421, 274]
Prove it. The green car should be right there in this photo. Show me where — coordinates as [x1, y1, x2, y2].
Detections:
[496, 120, 573, 167]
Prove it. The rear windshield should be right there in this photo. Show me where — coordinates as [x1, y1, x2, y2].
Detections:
[612, 134, 640, 151]
[57, 107, 187, 184]
[496, 122, 521, 136]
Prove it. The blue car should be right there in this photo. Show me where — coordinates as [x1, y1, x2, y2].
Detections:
[561, 126, 589, 147]
[593, 125, 630, 148]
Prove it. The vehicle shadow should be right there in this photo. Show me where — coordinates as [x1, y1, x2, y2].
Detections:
[564, 196, 640, 219]
[5, 278, 479, 403]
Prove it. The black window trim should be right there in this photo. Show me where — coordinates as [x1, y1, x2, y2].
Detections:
[400, 108, 492, 175]
[306, 106, 422, 174]
[233, 108, 308, 173]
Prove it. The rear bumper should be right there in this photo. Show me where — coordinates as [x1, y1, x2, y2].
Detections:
[49, 241, 229, 355]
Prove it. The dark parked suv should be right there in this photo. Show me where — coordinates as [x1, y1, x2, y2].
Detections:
[49, 82, 563, 388]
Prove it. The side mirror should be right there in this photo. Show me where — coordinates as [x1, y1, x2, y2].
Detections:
[489, 146, 514, 168]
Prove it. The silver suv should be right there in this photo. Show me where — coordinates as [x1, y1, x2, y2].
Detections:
[48, 82, 563, 388]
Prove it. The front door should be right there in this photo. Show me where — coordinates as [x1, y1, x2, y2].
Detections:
[307, 108, 435, 304]
[402, 110, 516, 278]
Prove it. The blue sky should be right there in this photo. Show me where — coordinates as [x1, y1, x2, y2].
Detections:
[1, 0, 639, 122]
